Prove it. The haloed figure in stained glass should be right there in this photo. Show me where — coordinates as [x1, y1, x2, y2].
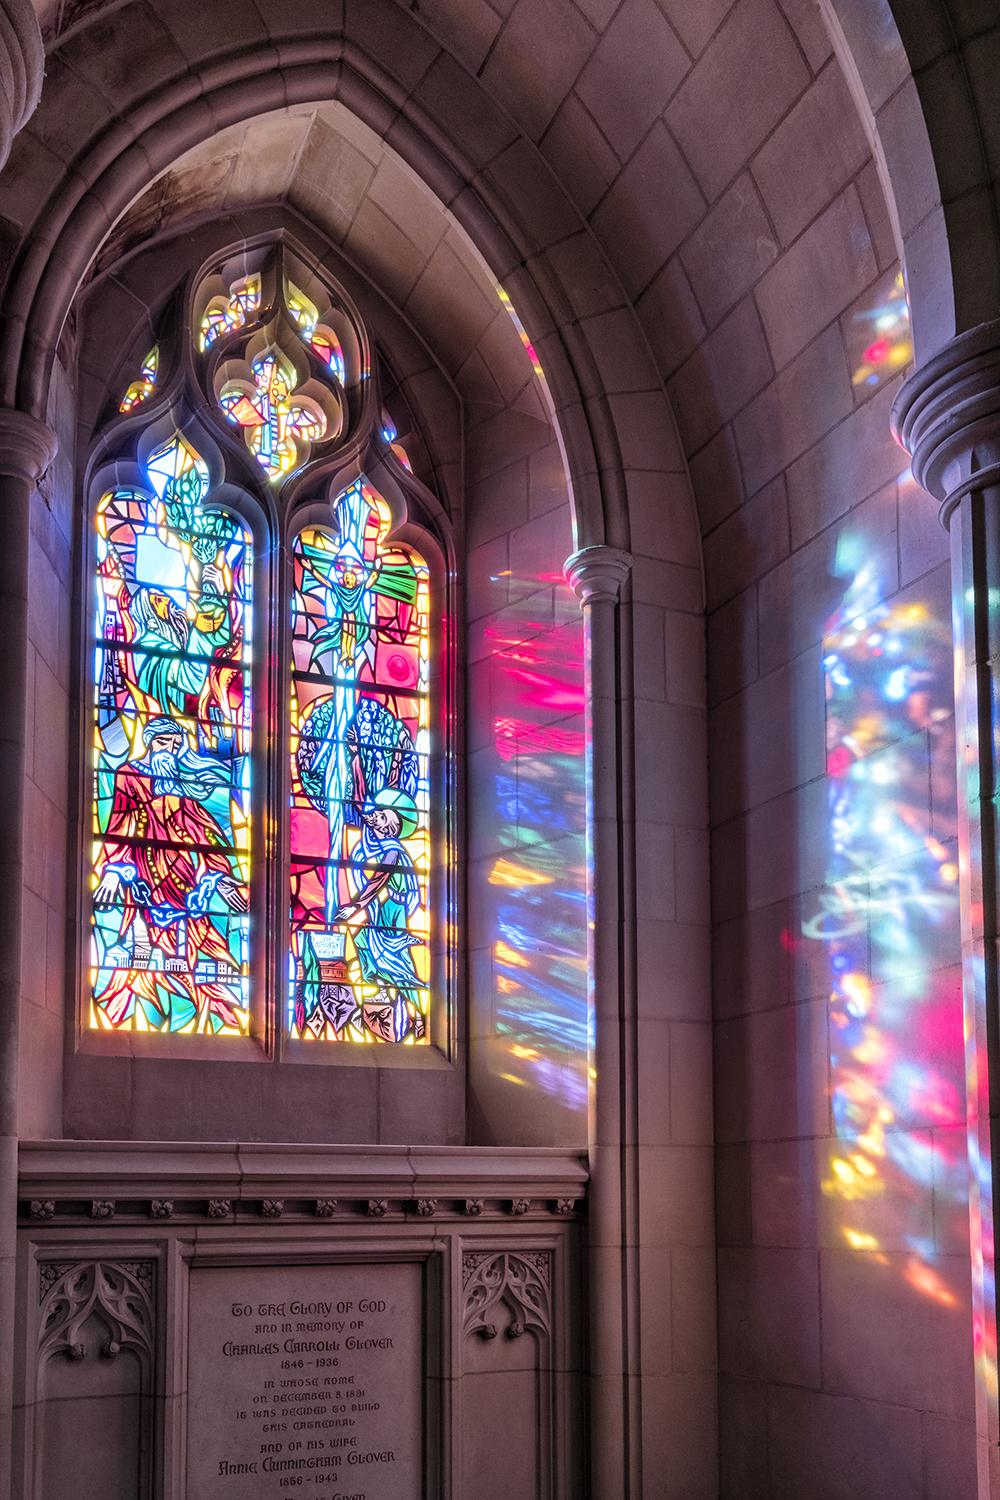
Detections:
[290, 481, 431, 1044]
[91, 436, 252, 1034]
[331, 790, 423, 1040]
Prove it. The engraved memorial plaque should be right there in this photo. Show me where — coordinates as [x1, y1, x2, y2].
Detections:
[187, 1262, 423, 1498]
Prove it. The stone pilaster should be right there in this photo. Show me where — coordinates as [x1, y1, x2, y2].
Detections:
[565, 544, 636, 1494]
[0, 0, 45, 173]
[893, 324, 1000, 1500]
[0, 409, 56, 1500]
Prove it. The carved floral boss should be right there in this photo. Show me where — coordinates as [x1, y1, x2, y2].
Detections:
[27, 1196, 579, 1219]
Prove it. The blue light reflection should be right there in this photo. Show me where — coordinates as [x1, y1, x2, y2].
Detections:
[802, 537, 966, 1305]
[484, 598, 588, 1118]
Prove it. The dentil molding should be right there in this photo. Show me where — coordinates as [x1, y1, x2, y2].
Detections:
[891, 318, 1000, 527]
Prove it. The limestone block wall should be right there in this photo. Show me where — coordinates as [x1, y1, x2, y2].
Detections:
[654, 15, 976, 1499]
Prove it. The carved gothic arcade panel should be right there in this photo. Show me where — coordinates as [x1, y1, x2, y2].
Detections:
[33, 1261, 155, 1500]
[16, 1147, 584, 1500]
[461, 1251, 555, 1500]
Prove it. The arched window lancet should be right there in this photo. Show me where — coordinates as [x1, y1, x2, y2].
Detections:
[91, 434, 253, 1035]
[288, 481, 431, 1045]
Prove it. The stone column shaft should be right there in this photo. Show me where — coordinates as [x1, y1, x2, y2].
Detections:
[565, 544, 636, 1495]
[893, 326, 1000, 1500]
[0, 410, 57, 1500]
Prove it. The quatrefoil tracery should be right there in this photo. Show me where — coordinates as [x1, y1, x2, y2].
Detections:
[199, 262, 358, 483]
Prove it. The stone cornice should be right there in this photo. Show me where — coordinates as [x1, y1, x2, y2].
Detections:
[891, 319, 1000, 527]
[18, 1140, 588, 1208]
[564, 545, 633, 606]
[0, 408, 57, 485]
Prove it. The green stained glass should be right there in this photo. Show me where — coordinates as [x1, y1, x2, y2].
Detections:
[90, 435, 253, 1034]
[288, 480, 431, 1044]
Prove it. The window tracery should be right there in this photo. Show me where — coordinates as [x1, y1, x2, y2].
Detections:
[119, 347, 158, 413]
[198, 274, 260, 352]
[88, 244, 442, 1047]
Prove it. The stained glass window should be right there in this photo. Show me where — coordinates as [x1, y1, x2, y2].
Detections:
[199, 275, 260, 352]
[380, 412, 412, 473]
[90, 250, 443, 1047]
[287, 282, 346, 385]
[120, 347, 158, 413]
[91, 434, 253, 1034]
[288, 480, 431, 1043]
[219, 353, 327, 481]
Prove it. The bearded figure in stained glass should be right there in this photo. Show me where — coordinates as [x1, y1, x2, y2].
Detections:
[91, 438, 253, 1034]
[93, 717, 249, 1033]
[128, 561, 233, 720]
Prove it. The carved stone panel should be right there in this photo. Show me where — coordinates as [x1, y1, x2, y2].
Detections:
[38, 1261, 154, 1364]
[463, 1251, 551, 1338]
[461, 1252, 553, 1500]
[35, 1262, 155, 1500]
[186, 1262, 423, 1499]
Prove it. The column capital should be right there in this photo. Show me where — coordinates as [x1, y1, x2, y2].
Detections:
[0, 409, 57, 486]
[891, 319, 1000, 527]
[564, 545, 633, 607]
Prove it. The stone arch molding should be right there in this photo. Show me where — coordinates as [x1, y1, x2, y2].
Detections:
[820, 0, 1000, 362]
[1, 0, 695, 564]
[0, 0, 44, 173]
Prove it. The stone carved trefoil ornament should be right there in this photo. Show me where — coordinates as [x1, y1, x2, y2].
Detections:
[462, 1251, 551, 1341]
[38, 1261, 154, 1366]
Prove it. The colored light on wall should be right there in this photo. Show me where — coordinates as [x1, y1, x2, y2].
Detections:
[804, 539, 965, 1302]
[485, 590, 588, 1116]
[849, 272, 912, 389]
